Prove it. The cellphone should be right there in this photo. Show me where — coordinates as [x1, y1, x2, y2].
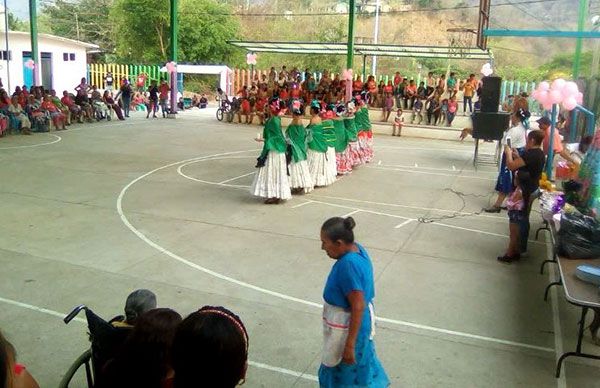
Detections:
[506, 136, 512, 148]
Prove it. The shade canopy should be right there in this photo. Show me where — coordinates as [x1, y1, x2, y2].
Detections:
[228, 40, 492, 60]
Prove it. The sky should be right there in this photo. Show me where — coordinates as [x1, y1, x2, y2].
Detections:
[6, 0, 31, 20]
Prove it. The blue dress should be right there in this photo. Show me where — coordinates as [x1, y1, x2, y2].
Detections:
[319, 244, 390, 388]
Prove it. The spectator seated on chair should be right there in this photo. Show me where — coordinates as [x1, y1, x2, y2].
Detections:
[8, 96, 31, 135]
[61, 91, 84, 124]
[112, 289, 158, 328]
[50, 90, 71, 125]
[74, 92, 94, 122]
[90, 86, 110, 121]
[40, 95, 66, 130]
[98, 308, 182, 388]
[0, 89, 11, 115]
[25, 95, 49, 132]
[0, 112, 7, 137]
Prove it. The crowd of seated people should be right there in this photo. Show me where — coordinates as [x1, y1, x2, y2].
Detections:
[0, 78, 136, 138]
[222, 65, 481, 127]
[1, 289, 249, 388]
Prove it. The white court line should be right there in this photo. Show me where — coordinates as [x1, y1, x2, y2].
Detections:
[379, 162, 497, 174]
[377, 145, 474, 153]
[394, 219, 414, 229]
[248, 361, 318, 382]
[366, 165, 496, 181]
[0, 295, 317, 382]
[0, 296, 86, 324]
[309, 194, 506, 221]
[342, 210, 360, 218]
[219, 171, 256, 184]
[0, 133, 61, 150]
[291, 200, 314, 209]
[120, 151, 554, 353]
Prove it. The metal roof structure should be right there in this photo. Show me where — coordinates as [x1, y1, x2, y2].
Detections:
[228, 40, 492, 60]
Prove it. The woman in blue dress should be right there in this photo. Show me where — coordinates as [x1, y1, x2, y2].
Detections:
[319, 217, 390, 388]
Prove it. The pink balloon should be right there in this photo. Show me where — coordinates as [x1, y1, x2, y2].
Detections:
[542, 101, 553, 111]
[563, 96, 577, 111]
[531, 89, 539, 99]
[536, 90, 549, 104]
[549, 89, 563, 104]
[551, 78, 566, 91]
[562, 81, 578, 97]
[576, 92, 584, 104]
[25, 59, 35, 69]
[538, 81, 550, 91]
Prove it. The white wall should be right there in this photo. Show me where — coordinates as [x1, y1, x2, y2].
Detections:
[0, 33, 90, 94]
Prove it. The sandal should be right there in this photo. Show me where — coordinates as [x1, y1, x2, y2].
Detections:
[484, 206, 502, 213]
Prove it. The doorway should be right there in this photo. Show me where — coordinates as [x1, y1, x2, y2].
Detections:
[22, 51, 33, 88]
[41, 52, 53, 90]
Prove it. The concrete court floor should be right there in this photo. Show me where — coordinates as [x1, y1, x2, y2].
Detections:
[1, 108, 599, 388]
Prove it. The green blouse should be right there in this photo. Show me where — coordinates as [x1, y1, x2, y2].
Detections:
[355, 107, 372, 131]
[344, 117, 358, 142]
[259, 116, 287, 159]
[332, 118, 349, 153]
[286, 123, 308, 163]
[307, 122, 328, 153]
[322, 119, 337, 149]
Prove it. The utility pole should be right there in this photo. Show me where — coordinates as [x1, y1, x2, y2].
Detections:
[75, 13, 80, 40]
[169, 0, 178, 115]
[29, 0, 39, 85]
[3, 0, 10, 92]
[371, 0, 380, 77]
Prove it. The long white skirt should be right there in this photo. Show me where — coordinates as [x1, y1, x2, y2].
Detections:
[250, 151, 292, 200]
[307, 149, 337, 187]
[289, 160, 314, 193]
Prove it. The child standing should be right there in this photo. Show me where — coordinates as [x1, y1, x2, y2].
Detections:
[392, 108, 403, 136]
[438, 99, 448, 126]
[411, 98, 423, 125]
[498, 171, 530, 263]
[382, 92, 394, 122]
[446, 96, 458, 126]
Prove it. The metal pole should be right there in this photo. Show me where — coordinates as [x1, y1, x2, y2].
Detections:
[169, 0, 178, 115]
[362, 55, 366, 81]
[29, 0, 39, 86]
[346, 0, 355, 70]
[569, 0, 587, 142]
[371, 0, 380, 76]
[4, 0, 10, 92]
[546, 103, 558, 180]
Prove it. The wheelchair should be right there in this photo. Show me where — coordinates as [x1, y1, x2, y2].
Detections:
[59, 305, 132, 388]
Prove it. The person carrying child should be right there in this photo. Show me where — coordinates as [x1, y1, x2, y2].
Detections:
[497, 170, 531, 263]
[392, 108, 403, 137]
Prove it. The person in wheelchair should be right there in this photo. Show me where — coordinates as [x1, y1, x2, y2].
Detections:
[90, 86, 110, 121]
[112, 289, 157, 327]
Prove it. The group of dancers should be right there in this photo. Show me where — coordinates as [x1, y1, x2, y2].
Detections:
[250, 95, 374, 204]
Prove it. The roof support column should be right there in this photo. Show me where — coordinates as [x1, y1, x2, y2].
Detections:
[346, 0, 355, 70]
[29, 0, 39, 86]
[169, 0, 178, 116]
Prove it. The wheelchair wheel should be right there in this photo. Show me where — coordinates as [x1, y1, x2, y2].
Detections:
[216, 108, 224, 121]
[59, 349, 93, 388]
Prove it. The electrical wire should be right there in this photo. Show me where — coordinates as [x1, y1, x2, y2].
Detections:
[417, 188, 495, 224]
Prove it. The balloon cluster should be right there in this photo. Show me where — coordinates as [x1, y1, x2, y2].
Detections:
[165, 61, 177, 73]
[341, 68, 353, 81]
[24, 59, 35, 70]
[531, 78, 583, 111]
[480, 63, 493, 77]
[246, 53, 257, 65]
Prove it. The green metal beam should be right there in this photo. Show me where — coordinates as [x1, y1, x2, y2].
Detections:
[29, 0, 39, 85]
[169, 0, 178, 115]
[346, 0, 355, 70]
[572, 0, 587, 78]
[484, 29, 600, 38]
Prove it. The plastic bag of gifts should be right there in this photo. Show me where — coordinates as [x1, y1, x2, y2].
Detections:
[540, 190, 565, 222]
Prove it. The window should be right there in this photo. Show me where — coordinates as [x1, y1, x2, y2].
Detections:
[63, 53, 76, 61]
[63, 53, 69, 61]
[69, 53, 75, 61]
[0, 51, 12, 61]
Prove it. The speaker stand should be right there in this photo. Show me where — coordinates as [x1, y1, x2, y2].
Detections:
[473, 139, 501, 168]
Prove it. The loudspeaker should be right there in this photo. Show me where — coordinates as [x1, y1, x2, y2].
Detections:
[472, 112, 510, 141]
[480, 76, 502, 113]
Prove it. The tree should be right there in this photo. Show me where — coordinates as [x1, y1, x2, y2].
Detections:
[111, 0, 240, 64]
[7, 12, 27, 32]
[43, 0, 115, 58]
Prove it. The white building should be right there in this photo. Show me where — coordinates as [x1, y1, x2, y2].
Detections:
[0, 30, 98, 93]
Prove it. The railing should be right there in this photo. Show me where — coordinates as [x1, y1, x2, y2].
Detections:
[87, 64, 165, 89]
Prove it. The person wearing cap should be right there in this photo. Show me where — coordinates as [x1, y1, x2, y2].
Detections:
[536, 116, 577, 165]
